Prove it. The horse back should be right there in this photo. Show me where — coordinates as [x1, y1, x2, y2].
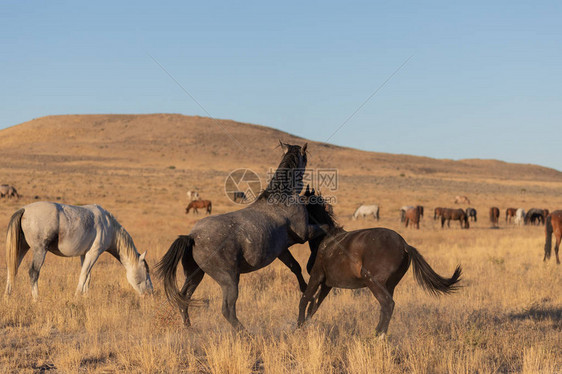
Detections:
[21, 202, 107, 256]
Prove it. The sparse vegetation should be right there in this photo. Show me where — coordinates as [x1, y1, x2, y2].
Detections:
[0, 114, 560, 372]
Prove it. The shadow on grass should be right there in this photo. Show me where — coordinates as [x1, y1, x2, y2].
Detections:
[508, 306, 562, 323]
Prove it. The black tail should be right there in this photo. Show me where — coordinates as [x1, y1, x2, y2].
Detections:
[407, 246, 462, 295]
[544, 215, 553, 260]
[155, 235, 195, 309]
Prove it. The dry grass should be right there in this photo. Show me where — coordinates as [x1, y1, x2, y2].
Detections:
[0, 114, 561, 373]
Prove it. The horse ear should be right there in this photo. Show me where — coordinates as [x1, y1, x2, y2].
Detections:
[311, 188, 315, 195]
[279, 140, 288, 153]
[139, 251, 146, 262]
[305, 184, 310, 194]
[302, 143, 308, 154]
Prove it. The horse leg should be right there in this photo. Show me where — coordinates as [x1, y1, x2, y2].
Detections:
[306, 282, 332, 320]
[75, 250, 101, 296]
[278, 250, 307, 292]
[298, 271, 324, 327]
[555, 235, 561, 265]
[80, 255, 92, 290]
[178, 268, 205, 326]
[361, 268, 394, 336]
[216, 271, 244, 331]
[29, 246, 47, 301]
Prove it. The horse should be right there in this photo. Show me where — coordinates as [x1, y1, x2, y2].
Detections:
[156, 142, 328, 330]
[0, 184, 20, 199]
[526, 208, 546, 225]
[232, 191, 246, 203]
[505, 208, 517, 223]
[185, 200, 212, 215]
[454, 195, 470, 204]
[404, 206, 423, 229]
[400, 205, 423, 222]
[441, 208, 469, 229]
[465, 207, 477, 222]
[434, 207, 445, 221]
[544, 210, 561, 264]
[514, 208, 525, 226]
[489, 207, 500, 227]
[186, 190, 200, 201]
[352, 205, 379, 220]
[298, 189, 462, 336]
[4, 202, 153, 300]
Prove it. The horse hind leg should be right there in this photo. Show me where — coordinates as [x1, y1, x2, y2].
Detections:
[178, 268, 205, 326]
[361, 267, 395, 336]
[215, 271, 244, 331]
[29, 246, 48, 301]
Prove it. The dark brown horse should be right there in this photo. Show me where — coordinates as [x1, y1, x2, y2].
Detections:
[490, 207, 500, 227]
[544, 211, 561, 264]
[404, 206, 423, 229]
[299, 190, 462, 336]
[505, 208, 517, 223]
[185, 200, 212, 215]
[441, 208, 469, 229]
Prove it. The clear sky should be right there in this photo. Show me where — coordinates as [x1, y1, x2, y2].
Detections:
[2, 1, 561, 170]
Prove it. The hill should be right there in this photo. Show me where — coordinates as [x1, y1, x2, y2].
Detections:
[0, 114, 560, 220]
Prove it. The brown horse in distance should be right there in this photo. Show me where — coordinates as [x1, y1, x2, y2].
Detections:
[544, 211, 561, 264]
[299, 189, 462, 336]
[404, 206, 423, 229]
[185, 200, 212, 215]
[434, 207, 445, 220]
[490, 207, 500, 227]
[505, 208, 517, 223]
[441, 208, 469, 229]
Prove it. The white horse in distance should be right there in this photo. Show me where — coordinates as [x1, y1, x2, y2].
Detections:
[352, 205, 380, 220]
[4, 202, 153, 300]
[514, 208, 526, 226]
[187, 190, 200, 201]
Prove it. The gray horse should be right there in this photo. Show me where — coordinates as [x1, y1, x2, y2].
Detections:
[156, 142, 327, 330]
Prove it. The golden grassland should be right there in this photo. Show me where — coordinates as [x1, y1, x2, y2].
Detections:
[0, 114, 561, 373]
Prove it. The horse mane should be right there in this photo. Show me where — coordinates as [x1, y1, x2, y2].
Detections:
[109, 215, 141, 265]
[257, 144, 306, 201]
[306, 194, 342, 234]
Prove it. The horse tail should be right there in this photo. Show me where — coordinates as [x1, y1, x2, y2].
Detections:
[544, 215, 553, 260]
[406, 245, 462, 295]
[5, 209, 29, 296]
[208, 201, 212, 214]
[155, 235, 195, 309]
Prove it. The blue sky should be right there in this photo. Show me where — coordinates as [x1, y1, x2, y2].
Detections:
[2, 1, 561, 170]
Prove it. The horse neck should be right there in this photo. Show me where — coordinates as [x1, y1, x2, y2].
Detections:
[112, 223, 140, 268]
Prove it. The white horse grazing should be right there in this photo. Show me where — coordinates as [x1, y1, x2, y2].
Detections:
[514, 208, 526, 226]
[352, 205, 380, 220]
[186, 190, 200, 201]
[4, 202, 153, 300]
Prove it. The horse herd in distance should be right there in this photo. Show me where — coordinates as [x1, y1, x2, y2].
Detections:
[352, 200, 550, 231]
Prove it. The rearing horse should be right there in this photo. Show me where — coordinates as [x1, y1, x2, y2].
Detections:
[156, 142, 327, 330]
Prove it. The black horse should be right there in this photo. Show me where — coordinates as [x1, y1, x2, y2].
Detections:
[465, 208, 477, 222]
